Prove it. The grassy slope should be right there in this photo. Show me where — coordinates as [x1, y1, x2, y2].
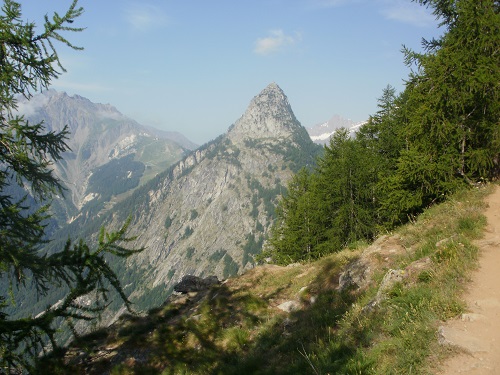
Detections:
[40, 184, 494, 374]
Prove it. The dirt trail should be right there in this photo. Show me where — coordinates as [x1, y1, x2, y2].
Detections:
[437, 185, 500, 374]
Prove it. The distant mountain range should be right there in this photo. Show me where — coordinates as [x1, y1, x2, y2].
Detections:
[15, 90, 195, 227]
[9, 84, 321, 329]
[306, 115, 367, 144]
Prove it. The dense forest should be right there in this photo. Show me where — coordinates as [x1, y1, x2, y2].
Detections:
[264, 0, 500, 265]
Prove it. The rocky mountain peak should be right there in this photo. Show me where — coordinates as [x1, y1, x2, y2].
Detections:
[228, 83, 301, 144]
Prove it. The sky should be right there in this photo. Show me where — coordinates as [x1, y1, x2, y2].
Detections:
[19, 0, 443, 145]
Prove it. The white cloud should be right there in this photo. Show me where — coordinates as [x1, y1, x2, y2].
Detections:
[254, 30, 301, 56]
[124, 3, 168, 32]
[16, 94, 49, 117]
[381, 0, 436, 27]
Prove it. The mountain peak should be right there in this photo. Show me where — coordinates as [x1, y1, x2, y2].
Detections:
[263, 81, 283, 93]
[249, 82, 293, 120]
[228, 83, 300, 143]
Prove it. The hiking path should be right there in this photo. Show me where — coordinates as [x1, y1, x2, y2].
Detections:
[438, 185, 500, 374]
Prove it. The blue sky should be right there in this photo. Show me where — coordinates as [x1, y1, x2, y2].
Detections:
[20, 0, 443, 144]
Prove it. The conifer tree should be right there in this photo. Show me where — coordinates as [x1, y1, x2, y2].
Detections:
[358, 85, 406, 166]
[357, 86, 420, 227]
[0, 1, 142, 372]
[403, 0, 499, 187]
[267, 168, 324, 264]
[377, 0, 499, 224]
[316, 128, 378, 248]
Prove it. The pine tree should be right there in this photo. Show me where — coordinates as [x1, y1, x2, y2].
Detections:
[376, 0, 499, 225]
[316, 128, 378, 249]
[0, 2, 142, 372]
[358, 85, 406, 166]
[357, 86, 424, 227]
[402, 0, 499, 190]
[266, 168, 324, 264]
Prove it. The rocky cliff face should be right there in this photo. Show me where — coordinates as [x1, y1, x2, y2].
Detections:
[94, 83, 321, 311]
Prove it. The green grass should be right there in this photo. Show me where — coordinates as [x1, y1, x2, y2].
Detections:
[333, 185, 491, 374]
[39, 184, 495, 374]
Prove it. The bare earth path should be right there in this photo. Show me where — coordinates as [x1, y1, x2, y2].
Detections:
[438, 185, 500, 374]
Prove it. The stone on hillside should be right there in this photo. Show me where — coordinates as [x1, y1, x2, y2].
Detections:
[363, 257, 432, 312]
[363, 269, 407, 312]
[338, 235, 405, 293]
[378, 269, 406, 292]
[173, 275, 219, 294]
[435, 235, 457, 248]
[277, 300, 301, 313]
[404, 257, 431, 277]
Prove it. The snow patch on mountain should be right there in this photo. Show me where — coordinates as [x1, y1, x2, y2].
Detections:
[307, 115, 367, 144]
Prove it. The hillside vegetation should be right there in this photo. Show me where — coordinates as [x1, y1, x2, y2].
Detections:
[41, 184, 494, 374]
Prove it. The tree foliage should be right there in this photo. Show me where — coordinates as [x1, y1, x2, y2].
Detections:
[384, 0, 500, 219]
[0, 1, 142, 372]
[316, 129, 379, 248]
[266, 168, 323, 264]
[266, 128, 381, 264]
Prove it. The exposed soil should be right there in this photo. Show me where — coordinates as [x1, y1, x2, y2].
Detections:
[437, 185, 500, 374]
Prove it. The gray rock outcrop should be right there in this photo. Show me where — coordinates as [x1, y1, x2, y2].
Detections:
[173, 275, 220, 294]
[338, 235, 406, 293]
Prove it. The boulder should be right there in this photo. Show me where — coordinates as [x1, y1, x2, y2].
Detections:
[173, 275, 220, 294]
[338, 235, 405, 293]
[277, 300, 301, 313]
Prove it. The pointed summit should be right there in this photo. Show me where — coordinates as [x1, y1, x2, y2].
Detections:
[250, 82, 296, 120]
[228, 83, 302, 144]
